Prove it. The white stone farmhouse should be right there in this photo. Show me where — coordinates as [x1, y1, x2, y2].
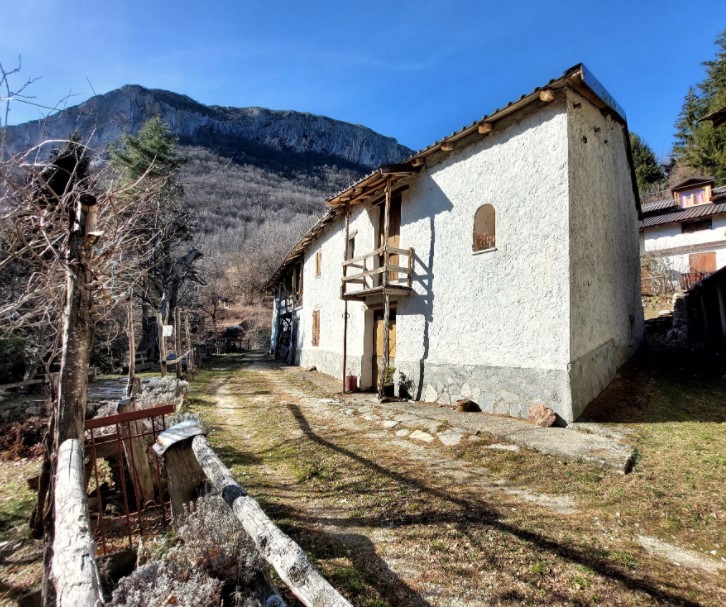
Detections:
[266, 64, 644, 424]
[640, 176, 726, 293]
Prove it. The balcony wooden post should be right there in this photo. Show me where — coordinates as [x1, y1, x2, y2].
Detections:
[378, 178, 392, 399]
[342, 203, 350, 391]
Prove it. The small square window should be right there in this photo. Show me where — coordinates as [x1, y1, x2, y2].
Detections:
[682, 219, 712, 233]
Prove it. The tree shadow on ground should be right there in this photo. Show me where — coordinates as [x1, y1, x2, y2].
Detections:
[283, 403, 704, 607]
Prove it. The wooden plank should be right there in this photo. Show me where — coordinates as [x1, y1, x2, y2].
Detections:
[0, 378, 46, 390]
[343, 267, 386, 282]
[342, 245, 385, 265]
[52, 439, 104, 607]
[190, 435, 353, 607]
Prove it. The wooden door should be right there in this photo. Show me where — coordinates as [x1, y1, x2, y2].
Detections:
[378, 193, 401, 284]
[689, 252, 716, 273]
[372, 309, 396, 389]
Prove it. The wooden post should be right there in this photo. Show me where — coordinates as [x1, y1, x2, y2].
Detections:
[164, 441, 206, 519]
[717, 286, 726, 338]
[174, 307, 183, 380]
[342, 203, 350, 392]
[184, 311, 193, 377]
[117, 399, 156, 507]
[378, 179, 392, 399]
[157, 312, 167, 377]
[127, 299, 136, 397]
[52, 439, 103, 607]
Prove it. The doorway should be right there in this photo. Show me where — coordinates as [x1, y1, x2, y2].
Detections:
[372, 308, 396, 390]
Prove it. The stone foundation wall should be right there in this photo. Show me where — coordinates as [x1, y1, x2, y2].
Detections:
[567, 339, 617, 422]
[395, 360, 570, 422]
[298, 348, 362, 386]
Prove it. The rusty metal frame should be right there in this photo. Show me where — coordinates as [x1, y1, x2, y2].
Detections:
[86, 404, 174, 556]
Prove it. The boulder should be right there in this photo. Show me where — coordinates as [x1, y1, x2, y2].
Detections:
[528, 404, 556, 427]
[456, 399, 481, 412]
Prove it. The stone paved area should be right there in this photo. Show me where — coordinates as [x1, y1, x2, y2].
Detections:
[287, 365, 636, 473]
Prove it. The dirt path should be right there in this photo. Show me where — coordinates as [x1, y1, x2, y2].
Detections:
[190, 353, 725, 607]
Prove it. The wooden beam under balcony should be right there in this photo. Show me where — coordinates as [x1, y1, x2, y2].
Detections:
[341, 285, 413, 303]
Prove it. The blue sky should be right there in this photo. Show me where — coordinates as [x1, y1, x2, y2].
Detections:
[1, 1, 723, 159]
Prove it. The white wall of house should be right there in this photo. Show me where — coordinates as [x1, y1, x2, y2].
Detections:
[566, 89, 644, 419]
[642, 217, 726, 274]
[280, 88, 641, 424]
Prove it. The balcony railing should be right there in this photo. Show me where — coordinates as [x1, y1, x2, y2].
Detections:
[341, 245, 414, 301]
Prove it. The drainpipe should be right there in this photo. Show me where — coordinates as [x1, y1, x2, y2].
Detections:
[342, 203, 350, 392]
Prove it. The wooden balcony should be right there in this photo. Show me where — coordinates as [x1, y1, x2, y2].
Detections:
[276, 294, 300, 316]
[341, 245, 414, 303]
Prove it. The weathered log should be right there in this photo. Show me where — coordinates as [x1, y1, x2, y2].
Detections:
[52, 439, 103, 607]
[165, 441, 206, 519]
[117, 399, 156, 507]
[190, 435, 353, 607]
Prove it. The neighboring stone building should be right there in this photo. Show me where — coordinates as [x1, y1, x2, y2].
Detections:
[640, 176, 726, 293]
[266, 64, 644, 424]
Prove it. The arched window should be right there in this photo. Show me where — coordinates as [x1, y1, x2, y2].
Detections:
[473, 204, 496, 252]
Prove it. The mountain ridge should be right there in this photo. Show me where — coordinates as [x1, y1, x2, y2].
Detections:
[4, 84, 412, 169]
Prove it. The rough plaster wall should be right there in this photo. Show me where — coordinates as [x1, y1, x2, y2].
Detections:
[297, 205, 376, 383]
[566, 89, 644, 419]
[394, 99, 573, 417]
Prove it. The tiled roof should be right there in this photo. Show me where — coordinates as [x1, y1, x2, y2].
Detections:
[641, 198, 677, 213]
[640, 202, 726, 229]
[265, 64, 633, 289]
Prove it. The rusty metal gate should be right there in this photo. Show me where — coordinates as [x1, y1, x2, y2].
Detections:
[85, 404, 174, 555]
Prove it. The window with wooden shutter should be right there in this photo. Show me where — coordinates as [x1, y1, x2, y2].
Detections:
[315, 251, 322, 277]
[312, 310, 320, 346]
[473, 204, 496, 252]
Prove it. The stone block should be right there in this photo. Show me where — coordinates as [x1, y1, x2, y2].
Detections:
[528, 404, 556, 427]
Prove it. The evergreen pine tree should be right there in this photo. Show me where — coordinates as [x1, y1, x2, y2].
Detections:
[672, 31, 726, 182]
[630, 132, 665, 193]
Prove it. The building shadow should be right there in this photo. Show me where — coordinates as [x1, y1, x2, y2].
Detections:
[396, 176, 454, 401]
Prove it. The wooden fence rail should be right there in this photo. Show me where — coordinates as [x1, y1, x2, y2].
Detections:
[155, 423, 354, 607]
[52, 438, 104, 606]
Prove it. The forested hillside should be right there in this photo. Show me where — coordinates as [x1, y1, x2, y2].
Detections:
[0, 83, 412, 376]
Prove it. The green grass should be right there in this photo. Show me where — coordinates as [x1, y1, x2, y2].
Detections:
[0, 459, 39, 542]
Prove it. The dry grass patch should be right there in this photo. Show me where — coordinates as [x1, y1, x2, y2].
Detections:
[187, 354, 725, 606]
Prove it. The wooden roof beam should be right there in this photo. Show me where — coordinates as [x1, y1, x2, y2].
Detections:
[379, 163, 421, 175]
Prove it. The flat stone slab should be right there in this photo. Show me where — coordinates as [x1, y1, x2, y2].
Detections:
[638, 535, 725, 574]
[437, 429, 464, 446]
[409, 430, 435, 443]
[395, 429, 410, 437]
[381, 420, 399, 429]
[368, 401, 635, 472]
[487, 443, 520, 452]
